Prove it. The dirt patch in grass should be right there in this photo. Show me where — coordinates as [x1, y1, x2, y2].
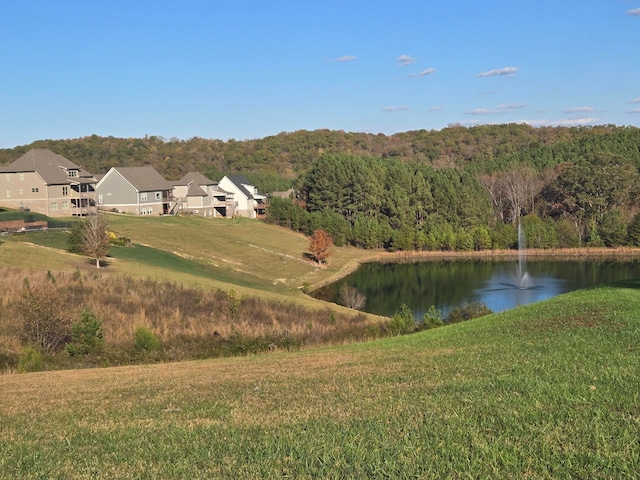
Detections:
[518, 307, 623, 332]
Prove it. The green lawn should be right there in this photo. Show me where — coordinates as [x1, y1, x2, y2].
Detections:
[2, 283, 639, 478]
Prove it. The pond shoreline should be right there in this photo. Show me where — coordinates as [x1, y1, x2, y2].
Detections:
[312, 247, 640, 291]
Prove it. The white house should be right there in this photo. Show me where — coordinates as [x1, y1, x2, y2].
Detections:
[217, 175, 267, 219]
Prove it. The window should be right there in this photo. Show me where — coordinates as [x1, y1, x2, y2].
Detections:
[62, 186, 69, 196]
[50, 202, 58, 211]
[19, 189, 23, 195]
[19, 173, 24, 181]
[68, 170, 78, 177]
[61, 201, 68, 210]
[5, 189, 10, 198]
[155, 192, 161, 201]
[140, 192, 148, 202]
[4, 174, 10, 181]
[32, 187, 39, 193]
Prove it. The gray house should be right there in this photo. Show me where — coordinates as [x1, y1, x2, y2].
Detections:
[0, 148, 97, 217]
[96, 166, 173, 215]
[170, 172, 236, 217]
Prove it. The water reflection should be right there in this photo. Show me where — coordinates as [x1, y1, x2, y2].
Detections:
[312, 258, 640, 319]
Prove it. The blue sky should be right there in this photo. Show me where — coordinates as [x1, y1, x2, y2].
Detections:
[1, 0, 639, 148]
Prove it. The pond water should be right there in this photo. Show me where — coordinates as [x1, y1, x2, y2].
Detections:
[312, 258, 640, 319]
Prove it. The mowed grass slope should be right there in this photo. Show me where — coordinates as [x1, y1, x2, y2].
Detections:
[4, 214, 377, 303]
[2, 283, 639, 478]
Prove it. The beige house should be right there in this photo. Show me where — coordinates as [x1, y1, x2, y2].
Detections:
[170, 172, 236, 217]
[0, 149, 97, 217]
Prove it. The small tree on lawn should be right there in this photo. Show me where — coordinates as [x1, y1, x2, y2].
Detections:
[82, 214, 110, 268]
[309, 229, 333, 265]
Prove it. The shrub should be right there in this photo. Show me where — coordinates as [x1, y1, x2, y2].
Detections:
[339, 284, 366, 309]
[388, 304, 415, 336]
[18, 278, 72, 355]
[65, 309, 105, 356]
[418, 305, 444, 330]
[444, 302, 493, 324]
[134, 326, 161, 352]
[18, 346, 43, 373]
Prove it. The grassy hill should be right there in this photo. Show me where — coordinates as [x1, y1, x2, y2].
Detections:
[1, 282, 639, 478]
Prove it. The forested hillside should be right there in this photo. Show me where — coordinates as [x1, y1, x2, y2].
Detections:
[2, 124, 640, 251]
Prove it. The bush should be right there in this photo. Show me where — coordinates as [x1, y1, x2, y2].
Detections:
[388, 304, 415, 336]
[418, 305, 444, 330]
[134, 326, 161, 352]
[444, 302, 493, 324]
[18, 278, 72, 355]
[18, 346, 43, 373]
[65, 309, 105, 356]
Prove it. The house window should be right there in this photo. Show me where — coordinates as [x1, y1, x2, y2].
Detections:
[5, 189, 10, 198]
[61, 201, 69, 210]
[19, 189, 23, 195]
[62, 186, 69, 196]
[4, 174, 10, 181]
[50, 202, 58, 211]
[68, 170, 78, 177]
[32, 187, 39, 193]
[19, 173, 24, 181]
[155, 192, 161, 201]
[140, 192, 148, 202]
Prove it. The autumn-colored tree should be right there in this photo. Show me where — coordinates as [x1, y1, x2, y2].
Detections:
[309, 229, 333, 265]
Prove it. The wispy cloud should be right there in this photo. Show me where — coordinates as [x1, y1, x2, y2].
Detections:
[383, 106, 410, 112]
[335, 55, 357, 62]
[555, 117, 598, 126]
[627, 7, 640, 16]
[397, 54, 416, 67]
[563, 106, 595, 113]
[629, 97, 640, 104]
[477, 66, 519, 78]
[466, 103, 526, 115]
[628, 107, 640, 113]
[429, 106, 443, 111]
[408, 68, 436, 78]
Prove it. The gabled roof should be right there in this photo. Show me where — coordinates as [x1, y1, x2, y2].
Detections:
[178, 171, 216, 186]
[225, 175, 255, 199]
[186, 183, 207, 197]
[0, 149, 95, 185]
[110, 166, 172, 192]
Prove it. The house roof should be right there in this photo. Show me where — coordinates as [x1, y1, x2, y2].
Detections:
[112, 166, 172, 192]
[178, 171, 216, 186]
[186, 183, 207, 197]
[0, 149, 95, 185]
[225, 175, 255, 199]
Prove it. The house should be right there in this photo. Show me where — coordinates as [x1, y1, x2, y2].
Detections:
[95, 166, 173, 215]
[217, 175, 268, 218]
[0, 148, 97, 217]
[170, 172, 236, 217]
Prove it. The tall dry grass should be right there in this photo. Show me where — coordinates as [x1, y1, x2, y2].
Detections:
[0, 268, 382, 366]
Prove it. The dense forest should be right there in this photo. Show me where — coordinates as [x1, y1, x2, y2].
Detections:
[2, 124, 640, 250]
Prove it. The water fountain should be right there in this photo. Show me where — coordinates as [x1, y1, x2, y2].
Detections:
[515, 220, 530, 289]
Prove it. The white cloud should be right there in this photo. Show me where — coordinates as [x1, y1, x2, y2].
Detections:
[629, 97, 640, 103]
[555, 117, 598, 126]
[397, 54, 416, 67]
[409, 68, 436, 78]
[628, 107, 640, 113]
[335, 55, 357, 62]
[429, 106, 443, 111]
[518, 119, 549, 127]
[476, 66, 519, 78]
[627, 8, 640, 16]
[383, 106, 410, 112]
[466, 103, 526, 115]
[563, 106, 595, 113]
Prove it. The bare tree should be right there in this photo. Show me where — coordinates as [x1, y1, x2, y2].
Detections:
[339, 284, 366, 310]
[481, 167, 546, 224]
[82, 214, 110, 268]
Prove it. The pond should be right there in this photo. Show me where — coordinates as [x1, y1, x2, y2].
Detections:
[312, 257, 640, 319]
